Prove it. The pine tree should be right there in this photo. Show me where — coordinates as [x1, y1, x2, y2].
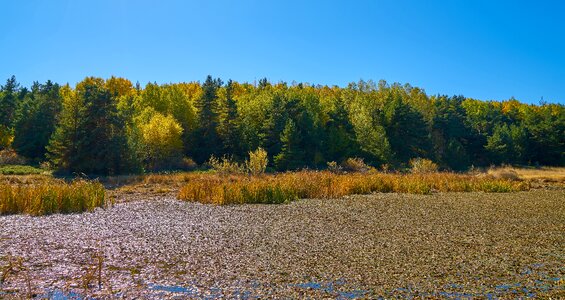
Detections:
[218, 80, 242, 158]
[47, 78, 127, 175]
[13, 80, 62, 160]
[274, 119, 304, 170]
[192, 75, 222, 163]
[261, 92, 287, 161]
[0, 75, 20, 128]
[324, 97, 357, 162]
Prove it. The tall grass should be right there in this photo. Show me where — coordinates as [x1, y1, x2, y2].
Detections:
[178, 171, 530, 205]
[0, 180, 107, 215]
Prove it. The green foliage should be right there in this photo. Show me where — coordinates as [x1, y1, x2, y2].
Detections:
[193, 75, 222, 163]
[12, 80, 62, 160]
[0, 165, 44, 175]
[218, 80, 243, 158]
[384, 96, 432, 163]
[0, 76, 20, 129]
[0, 74, 561, 176]
[47, 78, 133, 175]
[0, 125, 13, 149]
[274, 119, 304, 170]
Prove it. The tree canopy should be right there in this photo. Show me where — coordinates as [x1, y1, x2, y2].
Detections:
[1, 75, 563, 174]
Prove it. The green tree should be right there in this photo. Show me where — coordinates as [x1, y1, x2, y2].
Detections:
[383, 96, 431, 164]
[0, 75, 20, 129]
[274, 119, 304, 170]
[47, 77, 129, 175]
[12, 81, 62, 160]
[218, 80, 242, 158]
[323, 97, 357, 162]
[192, 75, 222, 163]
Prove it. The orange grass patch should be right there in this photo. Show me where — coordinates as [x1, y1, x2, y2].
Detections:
[178, 171, 530, 205]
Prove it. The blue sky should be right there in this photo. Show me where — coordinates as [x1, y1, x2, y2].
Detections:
[1, 0, 564, 104]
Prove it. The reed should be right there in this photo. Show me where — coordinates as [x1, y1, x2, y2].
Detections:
[0, 180, 107, 215]
[178, 171, 530, 205]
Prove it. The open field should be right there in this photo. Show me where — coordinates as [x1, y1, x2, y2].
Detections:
[1, 190, 564, 298]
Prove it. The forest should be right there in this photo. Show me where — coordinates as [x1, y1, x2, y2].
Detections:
[0, 75, 563, 175]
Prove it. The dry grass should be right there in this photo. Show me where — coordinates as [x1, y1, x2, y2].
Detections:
[511, 166, 565, 181]
[178, 171, 531, 205]
[0, 180, 107, 215]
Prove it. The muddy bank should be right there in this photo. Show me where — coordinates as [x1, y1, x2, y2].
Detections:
[1, 190, 564, 298]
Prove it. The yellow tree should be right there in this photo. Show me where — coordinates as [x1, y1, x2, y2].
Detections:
[141, 112, 184, 170]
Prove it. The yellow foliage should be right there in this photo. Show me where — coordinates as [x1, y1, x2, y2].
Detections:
[0, 125, 14, 149]
[105, 76, 135, 97]
[246, 147, 268, 175]
[141, 113, 184, 169]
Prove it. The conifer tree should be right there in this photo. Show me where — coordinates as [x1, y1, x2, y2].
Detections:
[192, 75, 222, 163]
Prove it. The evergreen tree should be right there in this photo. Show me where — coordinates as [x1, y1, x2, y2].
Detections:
[12, 80, 62, 160]
[47, 77, 128, 175]
[0, 75, 20, 128]
[192, 75, 222, 163]
[261, 92, 288, 161]
[383, 96, 432, 164]
[274, 119, 304, 170]
[324, 97, 357, 162]
[218, 80, 242, 158]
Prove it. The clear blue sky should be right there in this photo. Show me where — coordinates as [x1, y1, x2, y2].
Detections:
[1, 0, 564, 104]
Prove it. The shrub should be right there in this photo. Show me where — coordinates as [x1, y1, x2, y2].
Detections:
[0, 149, 26, 165]
[246, 148, 268, 176]
[0, 165, 44, 175]
[341, 157, 370, 173]
[0, 125, 14, 150]
[208, 155, 244, 175]
[326, 161, 342, 173]
[409, 158, 439, 173]
[180, 157, 198, 171]
[487, 167, 520, 180]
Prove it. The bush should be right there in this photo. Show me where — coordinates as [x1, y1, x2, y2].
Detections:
[487, 167, 520, 180]
[0, 165, 44, 175]
[0, 125, 13, 150]
[246, 148, 268, 176]
[341, 157, 370, 173]
[0, 149, 26, 165]
[208, 155, 244, 175]
[409, 158, 438, 173]
[326, 161, 342, 173]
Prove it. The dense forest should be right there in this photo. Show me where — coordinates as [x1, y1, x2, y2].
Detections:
[0, 75, 563, 175]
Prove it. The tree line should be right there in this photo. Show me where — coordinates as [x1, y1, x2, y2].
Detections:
[0, 75, 563, 175]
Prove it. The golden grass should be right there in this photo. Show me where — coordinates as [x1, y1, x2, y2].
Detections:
[178, 171, 530, 205]
[0, 180, 107, 215]
[508, 167, 565, 181]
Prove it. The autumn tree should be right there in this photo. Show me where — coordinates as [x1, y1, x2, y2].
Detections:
[141, 112, 184, 170]
[47, 77, 130, 175]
